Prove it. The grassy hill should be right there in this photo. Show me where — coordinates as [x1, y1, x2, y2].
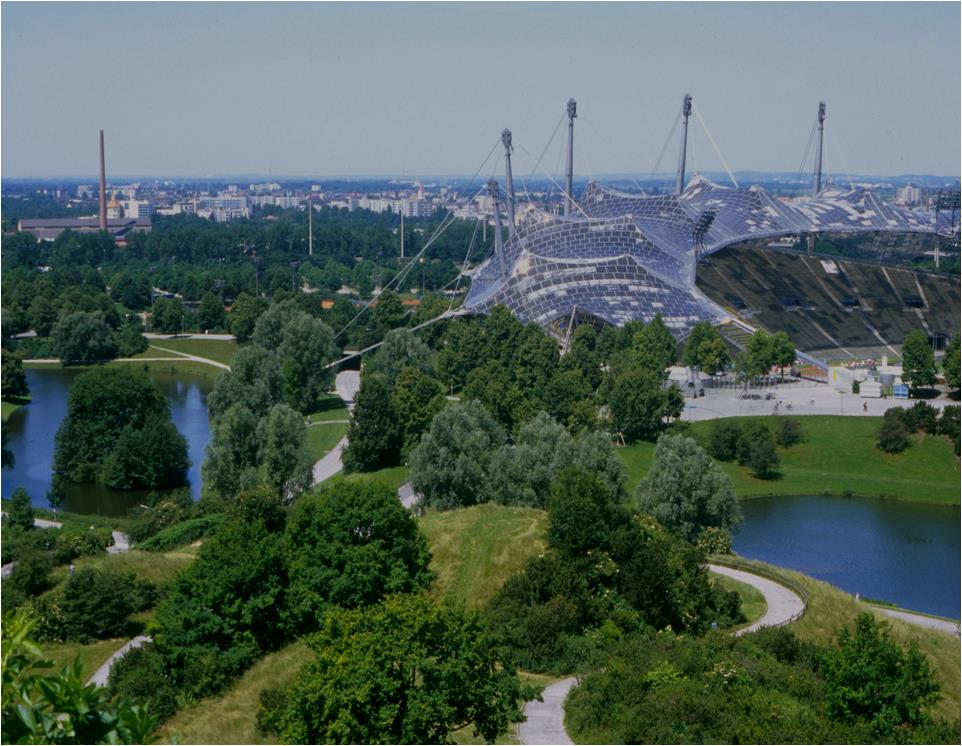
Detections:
[618, 415, 960, 504]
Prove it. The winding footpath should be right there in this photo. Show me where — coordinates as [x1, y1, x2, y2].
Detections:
[311, 371, 359, 485]
[517, 564, 806, 745]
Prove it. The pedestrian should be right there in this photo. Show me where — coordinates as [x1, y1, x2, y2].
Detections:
[69, 563, 75, 576]
[863, 402, 867, 413]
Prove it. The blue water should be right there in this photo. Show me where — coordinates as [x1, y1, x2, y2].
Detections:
[2, 367, 212, 515]
[734, 494, 960, 618]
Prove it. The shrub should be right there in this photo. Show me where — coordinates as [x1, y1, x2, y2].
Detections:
[127, 495, 192, 544]
[774, 417, 803, 447]
[877, 409, 909, 454]
[107, 643, 179, 723]
[52, 528, 112, 565]
[696, 526, 733, 555]
[0, 550, 53, 610]
[136, 514, 227, 552]
[904, 401, 938, 435]
[7, 487, 34, 531]
[709, 419, 743, 461]
[938, 405, 960, 455]
[737, 423, 779, 478]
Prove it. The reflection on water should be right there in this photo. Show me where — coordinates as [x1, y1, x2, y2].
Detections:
[2, 367, 213, 516]
[734, 494, 960, 618]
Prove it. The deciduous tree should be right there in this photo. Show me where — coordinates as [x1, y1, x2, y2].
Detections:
[901, 330, 936, 390]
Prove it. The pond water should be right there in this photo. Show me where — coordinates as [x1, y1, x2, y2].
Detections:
[734, 494, 960, 619]
[2, 367, 213, 516]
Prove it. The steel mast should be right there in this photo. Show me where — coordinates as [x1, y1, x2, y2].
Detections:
[564, 98, 577, 217]
[813, 101, 826, 196]
[676, 94, 692, 195]
[502, 128, 516, 235]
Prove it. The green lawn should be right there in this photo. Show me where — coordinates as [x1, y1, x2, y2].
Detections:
[418, 503, 547, 610]
[47, 549, 196, 592]
[110, 358, 226, 380]
[1, 396, 30, 422]
[305, 394, 350, 422]
[617, 416, 960, 504]
[305, 422, 347, 461]
[146, 337, 238, 366]
[343, 465, 409, 493]
[159, 641, 309, 745]
[41, 638, 129, 677]
[710, 555, 960, 723]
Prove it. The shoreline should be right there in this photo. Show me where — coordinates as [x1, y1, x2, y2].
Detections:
[736, 490, 961, 508]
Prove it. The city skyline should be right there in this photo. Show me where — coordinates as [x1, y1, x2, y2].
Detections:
[2, 2, 960, 179]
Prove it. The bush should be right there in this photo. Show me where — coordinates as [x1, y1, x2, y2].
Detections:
[736, 423, 780, 478]
[877, 409, 909, 454]
[904, 401, 938, 435]
[696, 526, 733, 555]
[0, 550, 53, 610]
[34, 567, 156, 642]
[774, 417, 803, 447]
[1, 524, 56, 565]
[938, 405, 960, 455]
[52, 528, 112, 565]
[107, 643, 179, 723]
[709, 419, 743, 461]
[126, 495, 193, 544]
[7, 487, 35, 531]
[136, 513, 227, 552]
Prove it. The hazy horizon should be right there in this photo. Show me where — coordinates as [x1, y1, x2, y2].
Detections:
[3, 2, 959, 179]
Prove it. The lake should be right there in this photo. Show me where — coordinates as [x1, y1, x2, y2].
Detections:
[734, 494, 960, 619]
[2, 367, 213, 516]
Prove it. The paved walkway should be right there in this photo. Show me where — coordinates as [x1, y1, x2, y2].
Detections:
[517, 564, 807, 744]
[311, 371, 360, 486]
[145, 333, 235, 341]
[518, 677, 577, 745]
[869, 605, 960, 636]
[86, 635, 152, 687]
[707, 564, 806, 636]
[106, 531, 131, 555]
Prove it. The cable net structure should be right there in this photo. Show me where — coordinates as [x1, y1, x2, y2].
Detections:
[463, 174, 953, 340]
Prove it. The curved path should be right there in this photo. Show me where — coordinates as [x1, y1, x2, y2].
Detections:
[311, 371, 359, 486]
[517, 564, 806, 744]
[86, 635, 152, 687]
[147, 344, 230, 371]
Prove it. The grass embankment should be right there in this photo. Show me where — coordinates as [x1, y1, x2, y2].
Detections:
[305, 423, 347, 462]
[41, 638, 129, 676]
[343, 465, 409, 493]
[418, 503, 548, 610]
[158, 641, 309, 745]
[46, 548, 197, 592]
[711, 574, 767, 627]
[1, 396, 30, 422]
[709, 554, 960, 723]
[618, 415, 960, 504]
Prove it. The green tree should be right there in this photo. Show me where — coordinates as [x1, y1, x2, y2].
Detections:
[562, 324, 602, 389]
[901, 330, 936, 390]
[53, 367, 184, 487]
[2, 611, 157, 744]
[609, 365, 683, 442]
[823, 613, 940, 736]
[150, 297, 189, 334]
[633, 313, 676, 373]
[115, 316, 149, 357]
[636, 434, 741, 543]
[109, 271, 152, 310]
[7, 487, 34, 531]
[98, 412, 189, 490]
[342, 374, 401, 472]
[682, 321, 730, 375]
[366, 328, 433, 388]
[547, 468, 618, 558]
[228, 291, 268, 342]
[1, 349, 28, 399]
[202, 404, 261, 498]
[196, 291, 226, 332]
[877, 408, 910, 454]
[370, 289, 406, 334]
[736, 422, 780, 478]
[943, 333, 961, 391]
[277, 312, 337, 413]
[390, 366, 446, 447]
[51, 311, 118, 365]
[259, 403, 313, 500]
[252, 299, 300, 351]
[409, 400, 505, 510]
[27, 295, 59, 337]
[152, 516, 288, 699]
[436, 318, 483, 391]
[274, 595, 523, 745]
[770, 331, 796, 380]
[206, 345, 284, 422]
[708, 419, 743, 461]
[49, 567, 155, 642]
[489, 412, 576, 508]
[283, 482, 432, 630]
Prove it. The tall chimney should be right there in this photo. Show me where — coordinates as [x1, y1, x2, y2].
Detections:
[99, 130, 107, 230]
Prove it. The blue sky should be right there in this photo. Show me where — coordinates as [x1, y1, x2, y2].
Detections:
[2, 2, 959, 178]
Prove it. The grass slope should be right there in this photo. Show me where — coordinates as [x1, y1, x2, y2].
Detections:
[305, 422, 347, 462]
[41, 638, 128, 677]
[47, 549, 196, 592]
[418, 503, 548, 610]
[158, 641, 309, 745]
[1, 396, 30, 422]
[343, 465, 409, 493]
[710, 555, 960, 723]
[618, 416, 960, 504]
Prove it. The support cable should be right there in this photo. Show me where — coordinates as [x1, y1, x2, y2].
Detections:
[692, 104, 739, 188]
[517, 141, 593, 220]
[649, 111, 681, 191]
[582, 114, 644, 193]
[790, 117, 818, 198]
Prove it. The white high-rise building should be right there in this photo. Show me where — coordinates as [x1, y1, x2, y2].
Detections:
[896, 185, 921, 205]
